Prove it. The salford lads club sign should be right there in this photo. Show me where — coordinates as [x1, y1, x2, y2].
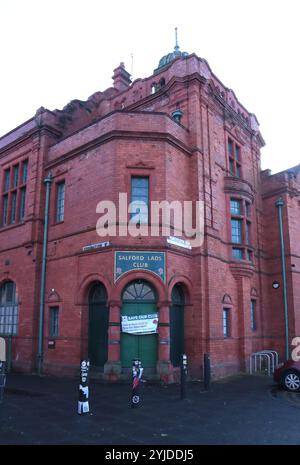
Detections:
[114, 251, 165, 282]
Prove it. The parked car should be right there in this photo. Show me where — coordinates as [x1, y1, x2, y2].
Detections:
[274, 359, 300, 392]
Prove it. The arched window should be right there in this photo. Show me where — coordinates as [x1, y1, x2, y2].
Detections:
[0, 281, 16, 304]
[159, 78, 166, 88]
[122, 280, 156, 302]
[151, 83, 157, 94]
[0, 281, 18, 335]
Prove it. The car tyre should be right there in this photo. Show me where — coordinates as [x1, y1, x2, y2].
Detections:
[282, 370, 300, 392]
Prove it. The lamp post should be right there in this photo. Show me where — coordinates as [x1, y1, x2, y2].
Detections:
[37, 173, 52, 375]
[275, 197, 289, 361]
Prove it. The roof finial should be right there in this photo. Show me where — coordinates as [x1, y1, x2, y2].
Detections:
[174, 27, 180, 52]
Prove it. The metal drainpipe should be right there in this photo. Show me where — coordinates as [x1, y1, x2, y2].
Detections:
[37, 173, 52, 376]
[275, 197, 289, 361]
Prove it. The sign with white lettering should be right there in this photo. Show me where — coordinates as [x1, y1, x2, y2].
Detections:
[82, 241, 110, 252]
[167, 236, 192, 250]
[121, 313, 159, 334]
[115, 251, 165, 282]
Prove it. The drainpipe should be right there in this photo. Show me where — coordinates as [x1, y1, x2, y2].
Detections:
[37, 173, 52, 375]
[275, 197, 289, 361]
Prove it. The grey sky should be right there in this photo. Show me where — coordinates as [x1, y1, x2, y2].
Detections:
[1, 0, 299, 173]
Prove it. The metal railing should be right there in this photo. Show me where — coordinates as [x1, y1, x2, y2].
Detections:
[249, 350, 279, 377]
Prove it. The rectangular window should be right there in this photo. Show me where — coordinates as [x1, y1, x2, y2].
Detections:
[19, 187, 26, 221]
[11, 191, 17, 224]
[246, 221, 251, 245]
[230, 199, 241, 215]
[231, 219, 242, 244]
[4, 169, 10, 192]
[250, 300, 257, 331]
[50, 307, 59, 337]
[56, 181, 65, 223]
[230, 198, 254, 260]
[2, 195, 8, 226]
[223, 309, 230, 337]
[130, 176, 149, 224]
[22, 160, 28, 184]
[1, 159, 29, 228]
[13, 165, 19, 188]
[228, 138, 241, 178]
[247, 250, 253, 262]
[245, 201, 251, 218]
[232, 248, 243, 260]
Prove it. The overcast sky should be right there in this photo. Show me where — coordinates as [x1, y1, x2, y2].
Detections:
[1, 0, 299, 174]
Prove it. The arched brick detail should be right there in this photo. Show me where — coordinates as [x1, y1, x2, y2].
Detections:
[251, 287, 258, 298]
[76, 273, 111, 305]
[167, 275, 192, 305]
[0, 277, 19, 301]
[111, 270, 167, 303]
[222, 293, 233, 305]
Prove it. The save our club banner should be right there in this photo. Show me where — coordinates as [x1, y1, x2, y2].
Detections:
[121, 313, 159, 335]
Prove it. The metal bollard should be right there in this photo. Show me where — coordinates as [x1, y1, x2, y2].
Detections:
[203, 353, 211, 391]
[78, 359, 90, 414]
[180, 354, 188, 400]
[131, 359, 143, 408]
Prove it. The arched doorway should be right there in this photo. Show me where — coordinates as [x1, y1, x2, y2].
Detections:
[121, 280, 157, 369]
[170, 284, 185, 367]
[88, 283, 108, 367]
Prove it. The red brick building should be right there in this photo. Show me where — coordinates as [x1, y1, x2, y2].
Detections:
[0, 43, 299, 381]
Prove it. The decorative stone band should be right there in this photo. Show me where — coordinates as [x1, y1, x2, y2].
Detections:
[224, 176, 254, 202]
[230, 262, 254, 279]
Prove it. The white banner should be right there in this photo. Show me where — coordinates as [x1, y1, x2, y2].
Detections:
[121, 313, 158, 335]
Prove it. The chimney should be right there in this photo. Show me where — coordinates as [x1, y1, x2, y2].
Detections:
[112, 62, 132, 92]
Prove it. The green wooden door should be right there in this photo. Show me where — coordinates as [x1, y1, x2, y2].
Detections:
[121, 302, 157, 368]
[88, 284, 108, 367]
[121, 280, 157, 369]
[170, 285, 185, 367]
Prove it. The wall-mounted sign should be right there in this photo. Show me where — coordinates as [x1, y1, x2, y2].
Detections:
[167, 236, 192, 250]
[121, 313, 158, 335]
[115, 251, 165, 282]
[82, 241, 110, 252]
